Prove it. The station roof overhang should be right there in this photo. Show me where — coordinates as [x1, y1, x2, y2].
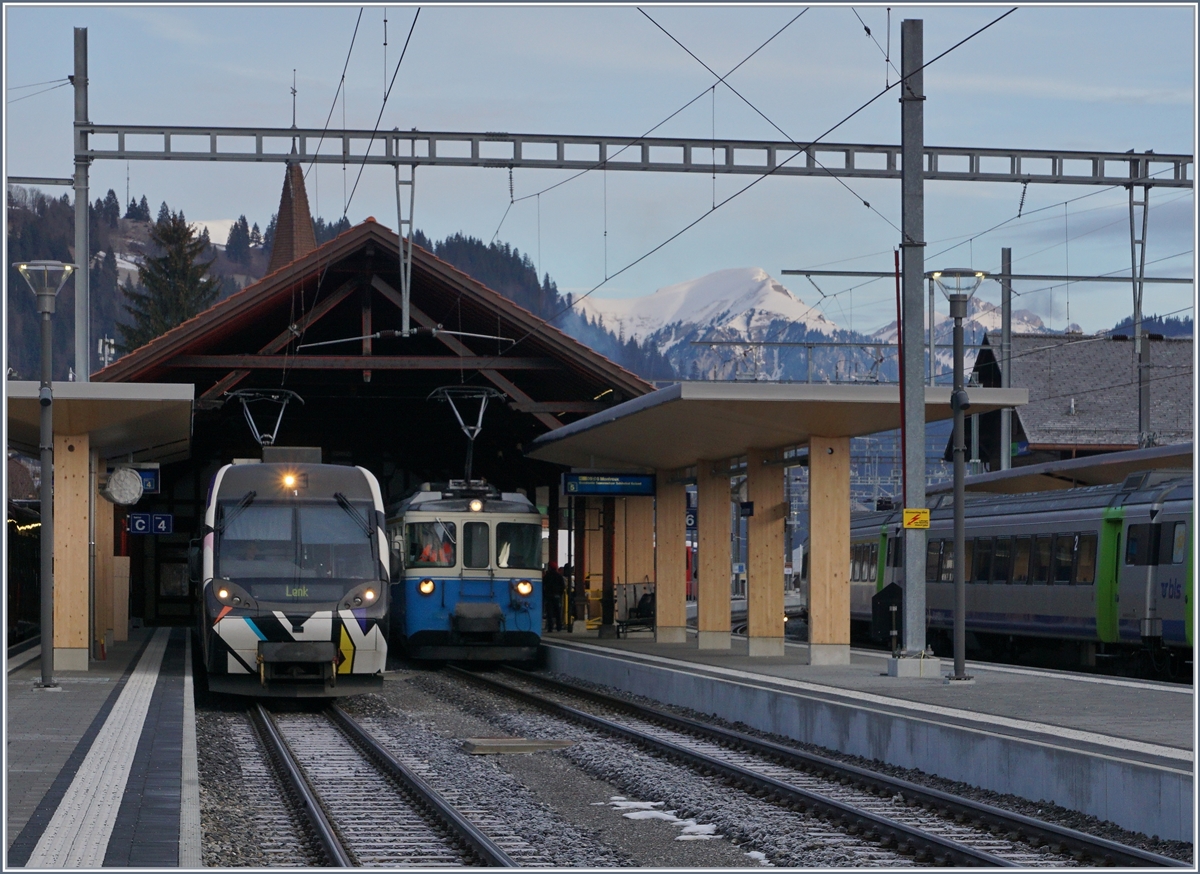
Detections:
[7, 381, 194, 463]
[528, 381, 1028, 471]
[928, 440, 1193, 494]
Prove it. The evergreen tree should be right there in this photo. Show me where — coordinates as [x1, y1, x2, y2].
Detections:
[225, 214, 251, 263]
[102, 189, 121, 228]
[138, 195, 151, 221]
[261, 212, 278, 261]
[250, 222, 262, 248]
[157, 201, 171, 225]
[117, 213, 222, 352]
[125, 198, 139, 220]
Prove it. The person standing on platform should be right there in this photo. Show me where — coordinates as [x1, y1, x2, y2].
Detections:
[542, 562, 565, 632]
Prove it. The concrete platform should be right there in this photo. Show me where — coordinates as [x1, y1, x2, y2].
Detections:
[540, 631, 1194, 842]
[6, 627, 200, 867]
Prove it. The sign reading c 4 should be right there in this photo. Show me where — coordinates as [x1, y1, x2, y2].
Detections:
[902, 508, 930, 529]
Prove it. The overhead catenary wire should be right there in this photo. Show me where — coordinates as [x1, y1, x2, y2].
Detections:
[7, 77, 70, 90]
[304, 7, 364, 185]
[7, 80, 71, 104]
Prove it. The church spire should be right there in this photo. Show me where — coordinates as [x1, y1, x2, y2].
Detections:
[266, 161, 317, 274]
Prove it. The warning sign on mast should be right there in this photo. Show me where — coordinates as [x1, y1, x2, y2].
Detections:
[902, 508, 930, 529]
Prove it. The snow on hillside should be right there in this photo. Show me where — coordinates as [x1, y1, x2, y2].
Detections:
[576, 267, 838, 345]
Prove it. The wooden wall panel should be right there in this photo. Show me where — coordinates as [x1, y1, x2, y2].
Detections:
[53, 434, 90, 651]
[809, 435, 850, 645]
[623, 496, 655, 585]
[696, 459, 731, 634]
[746, 448, 785, 640]
[654, 474, 687, 632]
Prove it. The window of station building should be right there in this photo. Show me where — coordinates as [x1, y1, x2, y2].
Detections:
[1052, 534, 1075, 584]
[973, 538, 994, 584]
[1011, 536, 1031, 584]
[926, 539, 942, 582]
[1075, 533, 1098, 584]
[993, 537, 1013, 584]
[463, 521, 490, 569]
[1031, 535, 1052, 584]
[1125, 523, 1161, 567]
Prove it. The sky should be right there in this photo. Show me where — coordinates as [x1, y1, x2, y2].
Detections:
[4, 3, 1196, 335]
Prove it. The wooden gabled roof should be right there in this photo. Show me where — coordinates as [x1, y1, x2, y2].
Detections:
[95, 219, 652, 431]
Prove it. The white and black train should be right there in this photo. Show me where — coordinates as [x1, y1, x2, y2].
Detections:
[850, 470, 1192, 673]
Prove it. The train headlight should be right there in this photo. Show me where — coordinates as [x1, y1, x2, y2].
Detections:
[364, 589, 376, 601]
[418, 578, 436, 595]
[282, 473, 296, 488]
[515, 579, 534, 597]
[212, 579, 256, 611]
[217, 588, 230, 600]
[469, 499, 483, 512]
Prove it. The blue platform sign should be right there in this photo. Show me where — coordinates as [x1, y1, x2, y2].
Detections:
[128, 513, 151, 534]
[139, 469, 160, 495]
[562, 473, 656, 496]
[151, 514, 174, 535]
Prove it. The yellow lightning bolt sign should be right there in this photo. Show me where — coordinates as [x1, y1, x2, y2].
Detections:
[903, 508, 930, 529]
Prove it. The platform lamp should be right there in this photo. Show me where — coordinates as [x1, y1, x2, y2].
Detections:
[932, 268, 985, 685]
[15, 260, 76, 690]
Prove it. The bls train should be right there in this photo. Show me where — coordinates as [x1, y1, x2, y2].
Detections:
[193, 461, 390, 696]
[850, 470, 1192, 670]
[387, 480, 544, 660]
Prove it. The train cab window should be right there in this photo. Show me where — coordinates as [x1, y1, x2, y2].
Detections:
[1011, 536, 1031, 584]
[407, 522, 456, 568]
[939, 541, 954, 582]
[1125, 523, 1161, 566]
[1052, 534, 1075, 584]
[973, 538, 994, 583]
[868, 544, 878, 582]
[463, 521, 490, 569]
[1075, 534, 1097, 584]
[1168, 522, 1189, 565]
[1031, 535, 1052, 584]
[926, 540, 941, 582]
[993, 537, 1012, 584]
[496, 523, 542, 570]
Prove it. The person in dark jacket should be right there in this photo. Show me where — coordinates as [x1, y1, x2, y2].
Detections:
[542, 562, 565, 632]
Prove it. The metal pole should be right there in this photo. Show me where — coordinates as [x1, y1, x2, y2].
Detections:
[599, 497, 616, 637]
[1000, 248, 1012, 470]
[73, 27, 90, 382]
[927, 276, 935, 386]
[38, 292, 57, 688]
[950, 295, 969, 682]
[900, 19, 927, 657]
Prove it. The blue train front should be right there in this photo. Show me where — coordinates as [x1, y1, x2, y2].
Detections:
[388, 481, 543, 660]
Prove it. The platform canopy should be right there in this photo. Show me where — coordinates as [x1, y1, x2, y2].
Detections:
[928, 440, 1193, 494]
[528, 381, 1028, 471]
[7, 381, 194, 462]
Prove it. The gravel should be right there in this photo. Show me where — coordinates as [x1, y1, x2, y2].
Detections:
[539, 668, 1196, 864]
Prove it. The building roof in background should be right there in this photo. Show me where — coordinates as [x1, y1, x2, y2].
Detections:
[976, 332, 1193, 450]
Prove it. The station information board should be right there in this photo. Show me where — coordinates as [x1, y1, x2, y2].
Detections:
[562, 473, 656, 496]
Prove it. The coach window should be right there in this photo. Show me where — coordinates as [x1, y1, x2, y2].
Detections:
[1031, 534, 1052, 584]
[1052, 534, 1075, 584]
[939, 540, 954, 582]
[851, 545, 861, 581]
[1160, 521, 1189, 565]
[869, 544, 878, 582]
[496, 522, 542, 570]
[463, 521, 490, 569]
[1075, 534, 1098, 584]
[973, 537, 994, 583]
[926, 540, 941, 582]
[1011, 536, 1031, 584]
[993, 537, 1013, 584]
[963, 539, 974, 583]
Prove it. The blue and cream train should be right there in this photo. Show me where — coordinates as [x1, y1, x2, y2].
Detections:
[194, 461, 390, 696]
[387, 480, 544, 660]
[849, 470, 1192, 660]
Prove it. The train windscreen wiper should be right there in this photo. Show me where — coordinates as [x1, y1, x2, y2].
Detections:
[334, 492, 372, 537]
[217, 490, 256, 533]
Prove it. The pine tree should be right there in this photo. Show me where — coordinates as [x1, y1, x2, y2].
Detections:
[117, 213, 222, 352]
[225, 214, 251, 264]
[250, 222, 262, 248]
[102, 189, 121, 228]
[138, 195, 151, 221]
[261, 212, 278, 261]
[157, 201, 171, 225]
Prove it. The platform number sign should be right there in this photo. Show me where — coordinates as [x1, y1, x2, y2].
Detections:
[128, 513, 173, 535]
[902, 508, 930, 529]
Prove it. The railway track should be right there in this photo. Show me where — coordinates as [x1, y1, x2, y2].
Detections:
[248, 702, 522, 867]
[449, 666, 1188, 868]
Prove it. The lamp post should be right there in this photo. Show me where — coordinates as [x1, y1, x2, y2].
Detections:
[931, 268, 984, 684]
[15, 260, 76, 690]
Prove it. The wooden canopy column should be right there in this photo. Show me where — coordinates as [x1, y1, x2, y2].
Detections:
[808, 435, 851, 665]
[746, 448, 785, 657]
[696, 459, 731, 649]
[53, 434, 90, 671]
[654, 473, 688, 644]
